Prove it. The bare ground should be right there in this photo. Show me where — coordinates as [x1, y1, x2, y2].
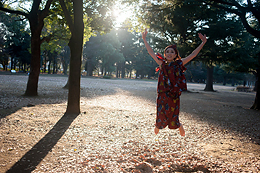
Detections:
[0, 74, 259, 172]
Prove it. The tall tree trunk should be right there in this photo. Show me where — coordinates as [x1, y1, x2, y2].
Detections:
[24, 20, 42, 96]
[22, 0, 53, 96]
[66, 0, 83, 114]
[204, 65, 214, 91]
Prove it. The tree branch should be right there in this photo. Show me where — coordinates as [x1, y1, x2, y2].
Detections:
[201, 0, 260, 38]
[39, 0, 54, 20]
[207, 0, 246, 13]
[0, 6, 29, 18]
[59, 0, 74, 33]
[239, 13, 260, 38]
[247, 0, 260, 22]
[41, 35, 52, 44]
[205, 2, 241, 15]
[247, 0, 252, 8]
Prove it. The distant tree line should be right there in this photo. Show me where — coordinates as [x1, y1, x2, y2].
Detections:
[0, 0, 259, 110]
[0, 12, 257, 86]
[0, 12, 31, 72]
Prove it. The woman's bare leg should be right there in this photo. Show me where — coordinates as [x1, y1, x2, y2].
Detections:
[179, 123, 185, 136]
[154, 126, 159, 135]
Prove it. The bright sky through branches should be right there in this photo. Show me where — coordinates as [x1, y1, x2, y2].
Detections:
[112, 3, 134, 29]
[6, 1, 135, 30]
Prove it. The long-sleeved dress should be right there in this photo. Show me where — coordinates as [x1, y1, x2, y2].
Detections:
[155, 58, 187, 130]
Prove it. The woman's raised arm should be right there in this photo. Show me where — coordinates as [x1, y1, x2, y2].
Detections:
[182, 33, 207, 65]
[142, 29, 162, 66]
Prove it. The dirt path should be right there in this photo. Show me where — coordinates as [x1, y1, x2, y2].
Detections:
[0, 75, 259, 172]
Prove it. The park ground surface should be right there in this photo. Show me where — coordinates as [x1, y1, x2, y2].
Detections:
[0, 74, 260, 172]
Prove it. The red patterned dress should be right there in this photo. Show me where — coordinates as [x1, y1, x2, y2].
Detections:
[156, 58, 187, 130]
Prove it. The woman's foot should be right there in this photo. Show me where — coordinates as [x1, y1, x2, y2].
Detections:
[179, 123, 185, 136]
[154, 127, 159, 135]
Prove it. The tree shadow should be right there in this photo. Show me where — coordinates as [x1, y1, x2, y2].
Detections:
[180, 90, 260, 144]
[2, 75, 259, 171]
[0, 75, 118, 172]
[0, 75, 117, 120]
[0, 75, 68, 119]
[6, 112, 79, 173]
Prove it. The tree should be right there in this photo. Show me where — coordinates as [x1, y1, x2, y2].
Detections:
[139, 0, 213, 83]
[200, 11, 246, 91]
[58, 0, 84, 114]
[100, 30, 124, 75]
[0, 18, 8, 71]
[40, 10, 72, 75]
[135, 32, 159, 79]
[200, 0, 260, 38]
[139, 0, 258, 92]
[200, 0, 260, 109]
[83, 30, 124, 77]
[0, 11, 31, 71]
[83, 34, 102, 76]
[117, 28, 140, 78]
[0, 0, 55, 96]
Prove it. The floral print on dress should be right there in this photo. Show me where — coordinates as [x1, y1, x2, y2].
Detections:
[155, 57, 187, 130]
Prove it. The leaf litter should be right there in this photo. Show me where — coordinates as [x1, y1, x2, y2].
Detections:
[0, 75, 259, 172]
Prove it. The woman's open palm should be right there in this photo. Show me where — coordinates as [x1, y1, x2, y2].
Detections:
[142, 28, 148, 40]
[198, 33, 207, 43]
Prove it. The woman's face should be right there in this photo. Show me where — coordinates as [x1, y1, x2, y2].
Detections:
[164, 48, 177, 62]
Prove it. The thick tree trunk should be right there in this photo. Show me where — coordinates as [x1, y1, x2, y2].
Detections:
[65, 0, 83, 114]
[204, 65, 214, 91]
[23, 0, 53, 96]
[24, 23, 42, 96]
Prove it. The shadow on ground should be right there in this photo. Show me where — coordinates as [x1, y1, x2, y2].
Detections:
[1, 75, 259, 172]
[128, 87, 260, 145]
[181, 91, 260, 144]
[6, 113, 78, 173]
[0, 75, 117, 120]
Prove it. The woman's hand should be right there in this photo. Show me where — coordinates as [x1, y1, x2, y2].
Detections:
[142, 28, 148, 40]
[198, 33, 207, 43]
